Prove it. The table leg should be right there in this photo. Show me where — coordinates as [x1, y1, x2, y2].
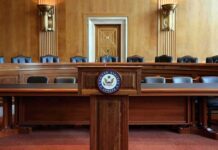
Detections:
[2, 96, 12, 129]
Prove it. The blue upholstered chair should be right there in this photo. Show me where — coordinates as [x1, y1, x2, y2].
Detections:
[54, 77, 76, 83]
[0, 57, 4, 63]
[11, 55, 32, 63]
[172, 77, 193, 83]
[155, 55, 173, 63]
[70, 56, 88, 63]
[40, 55, 60, 63]
[206, 55, 218, 63]
[100, 55, 119, 62]
[27, 76, 48, 83]
[177, 55, 198, 63]
[144, 77, 166, 84]
[201, 76, 218, 126]
[127, 55, 144, 62]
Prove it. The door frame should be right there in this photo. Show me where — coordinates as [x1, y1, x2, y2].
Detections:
[87, 17, 128, 62]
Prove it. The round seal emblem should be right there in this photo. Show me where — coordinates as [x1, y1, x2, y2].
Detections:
[97, 70, 121, 94]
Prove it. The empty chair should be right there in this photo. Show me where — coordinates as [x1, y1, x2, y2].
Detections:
[127, 55, 144, 62]
[70, 56, 88, 63]
[206, 55, 218, 63]
[0, 57, 4, 63]
[144, 77, 166, 84]
[11, 55, 32, 63]
[172, 76, 193, 83]
[40, 55, 60, 63]
[201, 76, 218, 126]
[177, 55, 198, 63]
[155, 55, 173, 63]
[201, 76, 218, 83]
[27, 76, 48, 83]
[100, 55, 119, 62]
[54, 77, 76, 83]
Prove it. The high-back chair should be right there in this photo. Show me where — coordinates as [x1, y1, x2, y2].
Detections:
[100, 55, 119, 62]
[155, 55, 173, 63]
[127, 55, 144, 62]
[201, 76, 218, 126]
[0, 57, 4, 63]
[172, 76, 193, 83]
[70, 56, 88, 63]
[40, 55, 60, 63]
[27, 76, 48, 83]
[206, 55, 218, 63]
[143, 77, 166, 84]
[11, 55, 32, 63]
[177, 55, 198, 63]
[54, 77, 76, 83]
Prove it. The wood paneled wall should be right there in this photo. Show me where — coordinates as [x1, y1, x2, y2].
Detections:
[176, 0, 218, 62]
[0, 0, 39, 62]
[57, 0, 157, 62]
[0, 0, 218, 62]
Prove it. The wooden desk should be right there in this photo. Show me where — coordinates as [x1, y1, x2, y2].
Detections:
[0, 83, 217, 150]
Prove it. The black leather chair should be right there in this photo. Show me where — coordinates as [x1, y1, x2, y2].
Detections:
[0, 57, 4, 63]
[206, 55, 218, 63]
[100, 55, 119, 62]
[177, 55, 198, 63]
[54, 77, 76, 83]
[70, 56, 88, 63]
[40, 55, 60, 63]
[172, 77, 193, 83]
[143, 77, 166, 84]
[11, 55, 32, 63]
[27, 76, 48, 83]
[201, 76, 218, 126]
[127, 55, 144, 62]
[155, 55, 173, 63]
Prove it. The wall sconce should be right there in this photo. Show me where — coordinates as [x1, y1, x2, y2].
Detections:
[160, 4, 177, 31]
[38, 4, 55, 32]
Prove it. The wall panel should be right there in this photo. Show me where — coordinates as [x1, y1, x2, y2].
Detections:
[176, 0, 218, 62]
[57, 0, 158, 62]
[0, 0, 218, 62]
[0, 0, 39, 62]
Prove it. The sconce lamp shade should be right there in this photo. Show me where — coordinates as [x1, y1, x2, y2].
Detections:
[161, 4, 177, 31]
[162, 4, 176, 11]
[38, 4, 55, 32]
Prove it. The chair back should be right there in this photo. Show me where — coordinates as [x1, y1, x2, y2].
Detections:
[177, 55, 198, 63]
[40, 55, 60, 63]
[155, 55, 173, 63]
[206, 55, 218, 63]
[172, 77, 193, 83]
[27, 76, 48, 83]
[127, 55, 144, 62]
[11, 55, 32, 63]
[100, 55, 119, 62]
[54, 77, 76, 83]
[70, 56, 88, 63]
[201, 76, 218, 83]
[144, 77, 166, 84]
[0, 57, 4, 63]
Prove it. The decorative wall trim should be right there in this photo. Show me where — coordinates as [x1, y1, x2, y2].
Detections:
[158, 0, 177, 58]
[87, 17, 128, 62]
[38, 0, 58, 57]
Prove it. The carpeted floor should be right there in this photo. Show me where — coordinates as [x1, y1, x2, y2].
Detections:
[0, 127, 218, 150]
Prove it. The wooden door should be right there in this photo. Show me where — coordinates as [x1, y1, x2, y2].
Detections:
[95, 25, 121, 62]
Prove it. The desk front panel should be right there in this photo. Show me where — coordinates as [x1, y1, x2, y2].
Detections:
[17, 96, 191, 126]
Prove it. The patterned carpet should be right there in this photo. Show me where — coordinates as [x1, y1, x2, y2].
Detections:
[0, 127, 218, 150]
